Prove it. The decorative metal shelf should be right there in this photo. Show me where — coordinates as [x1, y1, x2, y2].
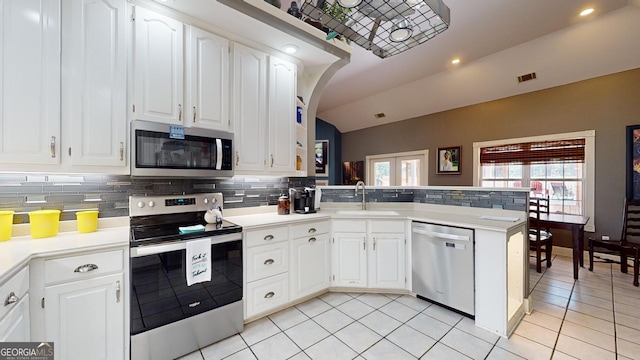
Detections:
[300, 0, 450, 58]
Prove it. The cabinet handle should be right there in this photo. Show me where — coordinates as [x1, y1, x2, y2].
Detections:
[373, 237, 376, 251]
[308, 237, 317, 243]
[74, 264, 99, 273]
[264, 259, 274, 265]
[119, 142, 124, 161]
[4, 292, 19, 307]
[264, 292, 275, 299]
[270, 154, 274, 167]
[50, 136, 56, 158]
[116, 281, 121, 303]
[308, 228, 317, 233]
[236, 151, 239, 166]
[264, 235, 274, 241]
[193, 106, 196, 122]
[363, 239, 366, 250]
[178, 104, 182, 121]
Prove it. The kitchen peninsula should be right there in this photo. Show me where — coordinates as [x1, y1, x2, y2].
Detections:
[224, 185, 531, 338]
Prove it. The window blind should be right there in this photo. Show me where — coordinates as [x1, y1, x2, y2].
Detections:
[480, 139, 585, 165]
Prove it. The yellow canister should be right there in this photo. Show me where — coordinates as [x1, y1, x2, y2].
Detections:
[0, 210, 14, 241]
[29, 210, 61, 239]
[76, 210, 99, 233]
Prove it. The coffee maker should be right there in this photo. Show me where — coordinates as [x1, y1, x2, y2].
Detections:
[290, 187, 316, 214]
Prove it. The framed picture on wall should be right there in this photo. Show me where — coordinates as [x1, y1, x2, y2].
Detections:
[343, 161, 364, 185]
[315, 140, 329, 176]
[627, 125, 640, 200]
[437, 146, 461, 174]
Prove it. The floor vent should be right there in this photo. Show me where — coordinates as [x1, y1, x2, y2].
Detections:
[374, 112, 386, 119]
[517, 72, 537, 83]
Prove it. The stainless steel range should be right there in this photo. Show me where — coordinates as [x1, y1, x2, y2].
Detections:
[129, 193, 243, 360]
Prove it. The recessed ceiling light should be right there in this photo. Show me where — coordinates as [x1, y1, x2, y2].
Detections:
[580, 8, 594, 16]
[451, 58, 461, 65]
[282, 44, 299, 54]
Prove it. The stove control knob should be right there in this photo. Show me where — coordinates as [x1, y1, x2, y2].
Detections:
[148, 201, 155, 207]
[203, 198, 209, 204]
[137, 201, 145, 209]
[212, 198, 217, 204]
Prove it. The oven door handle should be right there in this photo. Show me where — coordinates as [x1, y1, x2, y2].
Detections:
[130, 233, 241, 258]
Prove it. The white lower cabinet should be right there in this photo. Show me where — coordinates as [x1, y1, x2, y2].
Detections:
[44, 273, 124, 360]
[35, 248, 127, 360]
[290, 221, 330, 300]
[0, 294, 30, 342]
[332, 219, 407, 290]
[244, 225, 289, 320]
[0, 266, 30, 342]
[332, 232, 367, 287]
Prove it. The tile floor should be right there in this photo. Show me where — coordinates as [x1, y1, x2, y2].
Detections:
[177, 255, 640, 360]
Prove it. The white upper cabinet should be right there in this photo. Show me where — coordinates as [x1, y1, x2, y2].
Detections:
[185, 26, 229, 131]
[0, 0, 60, 165]
[133, 6, 184, 124]
[232, 43, 268, 173]
[62, 0, 127, 169]
[268, 55, 297, 174]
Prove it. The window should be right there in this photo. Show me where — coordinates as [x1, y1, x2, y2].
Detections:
[366, 150, 428, 186]
[473, 131, 595, 232]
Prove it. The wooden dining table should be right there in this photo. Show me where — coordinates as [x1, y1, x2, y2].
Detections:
[535, 213, 590, 280]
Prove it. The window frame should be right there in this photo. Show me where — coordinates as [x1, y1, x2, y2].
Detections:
[365, 150, 429, 186]
[473, 130, 595, 232]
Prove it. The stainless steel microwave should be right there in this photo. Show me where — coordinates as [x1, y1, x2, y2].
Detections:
[131, 120, 234, 177]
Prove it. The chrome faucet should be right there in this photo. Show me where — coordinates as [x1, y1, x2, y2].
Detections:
[354, 181, 366, 210]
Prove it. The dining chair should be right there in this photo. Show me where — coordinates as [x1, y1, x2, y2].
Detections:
[588, 199, 640, 287]
[529, 197, 553, 273]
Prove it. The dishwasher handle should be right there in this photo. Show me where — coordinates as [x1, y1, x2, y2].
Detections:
[412, 228, 471, 242]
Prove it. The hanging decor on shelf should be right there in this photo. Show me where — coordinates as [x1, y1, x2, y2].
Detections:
[300, 0, 450, 58]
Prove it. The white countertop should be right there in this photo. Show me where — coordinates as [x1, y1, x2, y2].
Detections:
[226, 203, 526, 233]
[0, 219, 129, 283]
[1, 203, 526, 282]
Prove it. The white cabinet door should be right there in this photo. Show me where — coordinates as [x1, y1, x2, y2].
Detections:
[0, 294, 30, 342]
[62, 0, 127, 168]
[332, 233, 367, 288]
[232, 43, 267, 173]
[267, 55, 296, 173]
[0, 0, 60, 165]
[291, 233, 330, 300]
[185, 26, 229, 131]
[44, 273, 124, 360]
[134, 6, 183, 124]
[369, 233, 406, 289]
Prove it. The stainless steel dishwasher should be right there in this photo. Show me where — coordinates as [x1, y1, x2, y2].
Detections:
[412, 221, 475, 316]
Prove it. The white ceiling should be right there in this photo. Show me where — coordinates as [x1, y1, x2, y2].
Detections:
[315, 0, 640, 132]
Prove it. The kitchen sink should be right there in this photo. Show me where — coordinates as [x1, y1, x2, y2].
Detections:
[335, 210, 400, 216]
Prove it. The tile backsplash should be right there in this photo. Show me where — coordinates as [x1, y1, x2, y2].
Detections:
[0, 174, 315, 224]
[320, 187, 527, 211]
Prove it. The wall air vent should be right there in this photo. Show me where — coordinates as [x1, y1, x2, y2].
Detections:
[374, 113, 386, 119]
[517, 72, 537, 83]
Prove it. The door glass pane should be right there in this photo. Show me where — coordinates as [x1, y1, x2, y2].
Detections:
[400, 159, 420, 186]
[374, 161, 390, 186]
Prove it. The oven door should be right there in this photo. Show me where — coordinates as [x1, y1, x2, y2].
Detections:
[129, 233, 242, 335]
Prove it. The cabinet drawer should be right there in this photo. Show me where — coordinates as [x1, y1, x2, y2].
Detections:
[44, 249, 124, 284]
[370, 220, 406, 233]
[245, 226, 288, 248]
[0, 266, 29, 321]
[246, 243, 288, 282]
[291, 220, 329, 239]
[246, 273, 289, 318]
[332, 220, 366, 233]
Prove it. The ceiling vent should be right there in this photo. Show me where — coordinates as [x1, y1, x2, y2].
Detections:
[374, 112, 386, 119]
[517, 72, 537, 83]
